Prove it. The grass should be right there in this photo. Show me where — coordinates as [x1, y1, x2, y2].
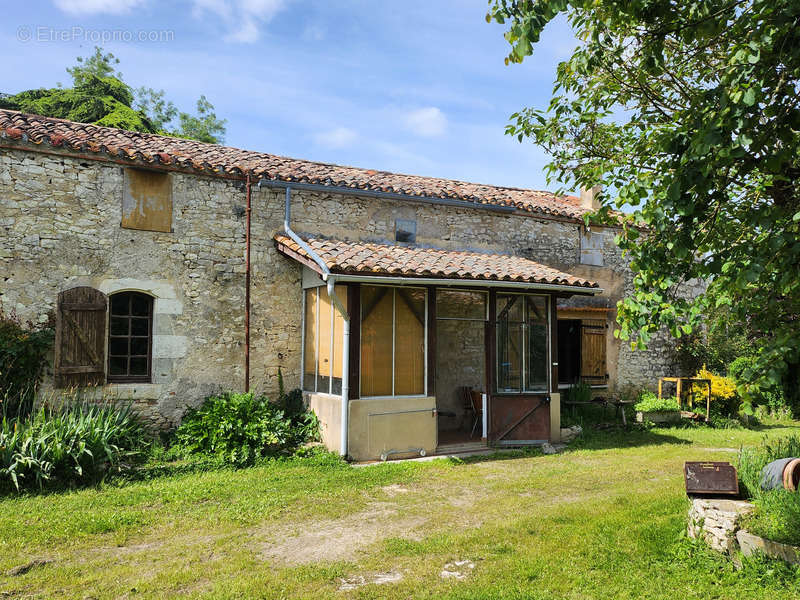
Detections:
[2, 423, 800, 598]
[738, 434, 800, 545]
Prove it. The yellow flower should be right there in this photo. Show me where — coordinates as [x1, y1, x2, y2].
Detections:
[694, 364, 736, 402]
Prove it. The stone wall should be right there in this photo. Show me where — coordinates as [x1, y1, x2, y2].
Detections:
[687, 497, 800, 565]
[687, 497, 754, 553]
[435, 319, 485, 431]
[1, 144, 696, 427]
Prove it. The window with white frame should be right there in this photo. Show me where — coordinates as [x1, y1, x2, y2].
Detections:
[303, 284, 348, 394]
[496, 294, 549, 393]
[360, 285, 426, 397]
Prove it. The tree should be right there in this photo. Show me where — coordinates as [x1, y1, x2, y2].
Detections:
[488, 1, 800, 411]
[0, 46, 226, 143]
[175, 95, 227, 144]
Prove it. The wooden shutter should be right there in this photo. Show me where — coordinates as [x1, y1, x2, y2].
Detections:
[580, 319, 607, 384]
[54, 287, 107, 388]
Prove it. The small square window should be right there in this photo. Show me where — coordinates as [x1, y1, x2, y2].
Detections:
[395, 219, 416, 243]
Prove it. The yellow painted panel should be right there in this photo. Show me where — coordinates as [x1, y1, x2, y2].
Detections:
[348, 396, 437, 461]
[332, 284, 347, 379]
[318, 286, 332, 379]
[361, 286, 393, 396]
[121, 169, 172, 232]
[395, 288, 425, 395]
[303, 288, 317, 387]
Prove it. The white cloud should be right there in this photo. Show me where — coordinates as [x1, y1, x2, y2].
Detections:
[53, 0, 145, 14]
[192, 0, 286, 43]
[314, 127, 357, 149]
[404, 107, 447, 137]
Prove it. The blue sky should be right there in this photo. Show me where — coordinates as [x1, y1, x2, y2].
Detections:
[4, 1, 578, 192]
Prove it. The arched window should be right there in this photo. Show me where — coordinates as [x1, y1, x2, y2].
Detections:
[108, 292, 153, 383]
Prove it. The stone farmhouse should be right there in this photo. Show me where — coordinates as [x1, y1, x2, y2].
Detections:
[1, 109, 685, 461]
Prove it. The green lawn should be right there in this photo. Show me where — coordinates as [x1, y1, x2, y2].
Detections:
[2, 423, 800, 598]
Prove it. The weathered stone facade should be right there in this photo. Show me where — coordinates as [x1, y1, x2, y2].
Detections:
[1, 143, 693, 428]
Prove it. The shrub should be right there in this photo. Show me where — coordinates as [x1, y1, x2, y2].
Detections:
[692, 365, 740, 417]
[169, 389, 319, 466]
[634, 392, 680, 413]
[738, 435, 800, 546]
[0, 310, 53, 420]
[0, 400, 147, 493]
[729, 356, 791, 418]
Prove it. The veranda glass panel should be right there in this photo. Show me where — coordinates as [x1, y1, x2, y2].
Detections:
[394, 288, 425, 395]
[525, 296, 549, 391]
[436, 289, 486, 320]
[303, 288, 317, 392]
[331, 284, 348, 395]
[360, 286, 393, 396]
[496, 294, 523, 392]
[317, 286, 333, 393]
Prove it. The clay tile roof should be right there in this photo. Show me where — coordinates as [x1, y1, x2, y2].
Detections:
[274, 234, 599, 291]
[0, 109, 591, 221]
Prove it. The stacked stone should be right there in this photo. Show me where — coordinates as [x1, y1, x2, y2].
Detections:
[687, 498, 754, 553]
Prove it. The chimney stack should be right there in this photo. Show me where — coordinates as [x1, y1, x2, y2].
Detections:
[579, 185, 602, 211]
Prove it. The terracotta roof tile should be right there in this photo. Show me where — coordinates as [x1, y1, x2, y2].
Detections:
[0, 109, 590, 221]
[274, 234, 599, 290]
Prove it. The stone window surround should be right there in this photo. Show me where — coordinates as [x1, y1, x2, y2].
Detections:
[95, 278, 187, 389]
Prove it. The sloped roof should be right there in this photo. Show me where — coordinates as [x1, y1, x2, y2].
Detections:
[0, 109, 591, 220]
[274, 234, 599, 291]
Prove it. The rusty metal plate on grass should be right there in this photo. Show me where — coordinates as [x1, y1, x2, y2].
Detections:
[684, 461, 739, 496]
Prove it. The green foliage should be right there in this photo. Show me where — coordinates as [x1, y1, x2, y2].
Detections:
[1, 46, 226, 143]
[169, 390, 319, 466]
[0, 400, 147, 493]
[565, 380, 592, 403]
[730, 355, 793, 417]
[174, 95, 227, 144]
[738, 435, 800, 545]
[674, 304, 756, 375]
[694, 365, 741, 417]
[634, 392, 680, 413]
[0, 310, 53, 420]
[65, 46, 122, 87]
[488, 1, 800, 413]
[0, 75, 155, 134]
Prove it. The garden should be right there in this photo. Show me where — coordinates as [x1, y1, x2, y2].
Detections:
[3, 310, 800, 598]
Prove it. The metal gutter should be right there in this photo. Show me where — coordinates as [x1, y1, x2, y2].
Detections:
[326, 273, 602, 295]
[258, 177, 517, 214]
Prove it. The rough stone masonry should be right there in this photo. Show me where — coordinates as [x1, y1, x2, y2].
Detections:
[1, 139, 698, 429]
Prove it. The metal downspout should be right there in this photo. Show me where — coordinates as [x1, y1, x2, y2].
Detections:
[281, 185, 350, 457]
[245, 173, 252, 393]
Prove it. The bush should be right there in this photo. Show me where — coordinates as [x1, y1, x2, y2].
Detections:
[692, 365, 740, 417]
[169, 389, 319, 466]
[0, 400, 147, 493]
[634, 392, 680, 413]
[738, 435, 800, 546]
[729, 356, 791, 418]
[0, 310, 53, 420]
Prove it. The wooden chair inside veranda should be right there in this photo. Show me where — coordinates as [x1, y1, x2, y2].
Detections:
[469, 390, 483, 439]
[458, 386, 473, 425]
